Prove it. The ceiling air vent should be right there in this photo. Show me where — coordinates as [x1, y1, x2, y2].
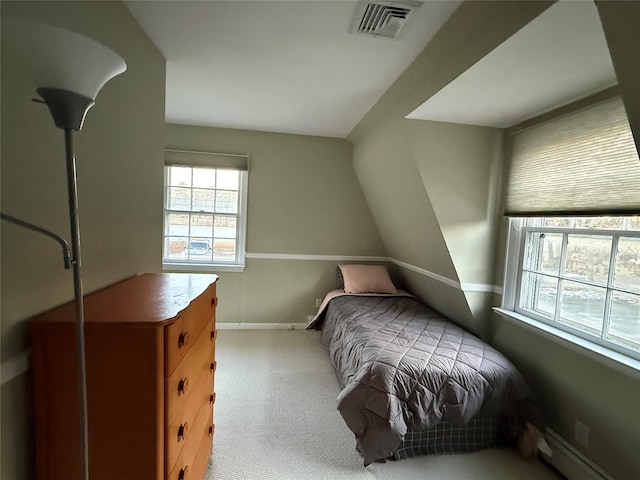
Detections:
[350, 1, 423, 39]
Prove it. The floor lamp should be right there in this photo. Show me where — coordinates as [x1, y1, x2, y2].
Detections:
[2, 19, 127, 480]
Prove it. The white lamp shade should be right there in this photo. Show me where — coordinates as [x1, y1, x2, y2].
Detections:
[2, 18, 127, 100]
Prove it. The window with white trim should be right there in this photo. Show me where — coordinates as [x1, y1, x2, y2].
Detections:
[505, 216, 640, 360]
[162, 150, 248, 271]
[501, 89, 640, 364]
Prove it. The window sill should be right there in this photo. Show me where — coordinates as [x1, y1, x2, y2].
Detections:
[162, 262, 245, 273]
[493, 307, 640, 379]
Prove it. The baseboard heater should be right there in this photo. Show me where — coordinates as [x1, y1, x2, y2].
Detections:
[543, 428, 614, 480]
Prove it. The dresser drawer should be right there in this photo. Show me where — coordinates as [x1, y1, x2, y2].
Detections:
[167, 406, 214, 480]
[165, 284, 217, 376]
[189, 420, 215, 480]
[166, 368, 214, 470]
[165, 319, 215, 425]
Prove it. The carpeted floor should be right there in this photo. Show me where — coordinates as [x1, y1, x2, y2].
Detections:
[204, 330, 563, 480]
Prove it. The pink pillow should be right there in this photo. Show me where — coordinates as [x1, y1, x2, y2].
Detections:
[339, 264, 397, 294]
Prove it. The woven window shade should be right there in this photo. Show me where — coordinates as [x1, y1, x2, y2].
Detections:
[165, 149, 248, 170]
[506, 96, 640, 216]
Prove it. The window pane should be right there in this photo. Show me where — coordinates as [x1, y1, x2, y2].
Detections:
[215, 190, 238, 213]
[192, 188, 215, 212]
[164, 236, 188, 260]
[523, 232, 562, 275]
[608, 291, 640, 352]
[573, 217, 623, 230]
[217, 170, 239, 190]
[520, 272, 557, 319]
[165, 213, 189, 236]
[193, 168, 216, 188]
[187, 238, 212, 261]
[565, 234, 611, 286]
[558, 280, 605, 336]
[189, 214, 213, 238]
[167, 187, 191, 210]
[625, 216, 640, 231]
[214, 215, 236, 238]
[213, 239, 236, 261]
[614, 237, 640, 294]
[522, 232, 542, 271]
[542, 217, 574, 228]
[540, 233, 562, 275]
[168, 166, 191, 187]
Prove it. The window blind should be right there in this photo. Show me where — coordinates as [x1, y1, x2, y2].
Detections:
[505, 95, 640, 216]
[164, 149, 249, 171]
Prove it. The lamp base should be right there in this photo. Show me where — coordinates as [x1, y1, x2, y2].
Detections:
[37, 88, 94, 131]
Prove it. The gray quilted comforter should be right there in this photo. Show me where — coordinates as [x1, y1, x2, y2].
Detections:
[319, 294, 543, 464]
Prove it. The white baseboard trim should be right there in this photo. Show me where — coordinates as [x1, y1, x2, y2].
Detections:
[1, 349, 31, 386]
[217, 323, 308, 330]
[545, 428, 614, 480]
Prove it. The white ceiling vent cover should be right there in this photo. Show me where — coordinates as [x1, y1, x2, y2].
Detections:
[350, 1, 423, 39]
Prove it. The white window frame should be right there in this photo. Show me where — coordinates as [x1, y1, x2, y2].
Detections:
[162, 165, 248, 273]
[498, 217, 640, 374]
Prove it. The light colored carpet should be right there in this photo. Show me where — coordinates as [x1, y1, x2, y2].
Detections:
[204, 330, 563, 480]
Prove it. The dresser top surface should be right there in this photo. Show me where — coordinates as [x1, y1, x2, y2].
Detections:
[30, 273, 218, 326]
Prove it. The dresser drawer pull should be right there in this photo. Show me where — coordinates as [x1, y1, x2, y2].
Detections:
[210, 361, 217, 373]
[177, 377, 189, 395]
[177, 422, 189, 442]
[178, 466, 189, 480]
[210, 330, 216, 341]
[211, 297, 217, 308]
[178, 331, 190, 349]
[209, 392, 216, 405]
[209, 424, 215, 437]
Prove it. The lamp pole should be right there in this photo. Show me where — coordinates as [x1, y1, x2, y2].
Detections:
[64, 127, 90, 480]
[36, 86, 96, 480]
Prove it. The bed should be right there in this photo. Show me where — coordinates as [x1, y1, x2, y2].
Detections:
[307, 264, 546, 465]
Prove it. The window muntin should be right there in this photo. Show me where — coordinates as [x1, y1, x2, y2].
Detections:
[163, 165, 246, 267]
[510, 216, 640, 360]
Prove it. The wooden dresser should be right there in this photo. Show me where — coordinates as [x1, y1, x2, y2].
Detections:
[30, 273, 218, 480]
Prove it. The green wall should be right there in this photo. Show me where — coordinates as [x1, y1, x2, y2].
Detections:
[404, 119, 504, 332]
[405, 120, 503, 287]
[2, 1, 639, 479]
[348, 1, 639, 478]
[1, 1, 166, 478]
[165, 124, 386, 325]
